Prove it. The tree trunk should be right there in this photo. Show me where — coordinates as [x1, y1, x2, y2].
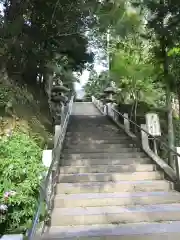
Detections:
[166, 86, 175, 167]
[177, 89, 180, 119]
[162, 44, 175, 168]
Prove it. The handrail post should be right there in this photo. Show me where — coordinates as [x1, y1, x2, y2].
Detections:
[123, 113, 130, 133]
[103, 104, 107, 115]
[176, 147, 180, 180]
[111, 103, 117, 120]
[107, 102, 117, 118]
[141, 124, 150, 151]
[54, 125, 61, 148]
[113, 110, 118, 123]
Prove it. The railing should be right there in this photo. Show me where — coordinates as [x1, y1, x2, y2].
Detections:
[27, 96, 74, 239]
[92, 96, 180, 182]
[91, 96, 107, 115]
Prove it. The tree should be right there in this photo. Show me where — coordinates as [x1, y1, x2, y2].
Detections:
[84, 70, 109, 99]
[86, 0, 180, 166]
[167, 48, 180, 118]
[0, 0, 97, 92]
[110, 33, 164, 118]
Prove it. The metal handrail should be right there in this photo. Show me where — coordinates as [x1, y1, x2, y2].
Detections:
[111, 107, 180, 159]
[27, 96, 74, 239]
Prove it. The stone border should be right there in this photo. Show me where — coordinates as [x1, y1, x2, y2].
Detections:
[1, 235, 23, 240]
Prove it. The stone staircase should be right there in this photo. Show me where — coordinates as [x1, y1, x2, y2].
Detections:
[42, 103, 180, 239]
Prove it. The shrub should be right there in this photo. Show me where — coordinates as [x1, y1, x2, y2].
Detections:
[0, 131, 45, 235]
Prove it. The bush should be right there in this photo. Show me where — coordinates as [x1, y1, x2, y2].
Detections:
[0, 131, 45, 235]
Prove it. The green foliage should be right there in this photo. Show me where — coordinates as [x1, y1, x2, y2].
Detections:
[0, 87, 10, 107]
[0, 131, 45, 234]
[135, 0, 180, 155]
[0, 0, 98, 92]
[84, 70, 109, 98]
[0, 85, 34, 108]
[110, 36, 164, 106]
[96, 1, 141, 37]
[168, 47, 180, 57]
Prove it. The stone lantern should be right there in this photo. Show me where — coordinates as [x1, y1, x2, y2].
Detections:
[50, 79, 69, 125]
[103, 86, 116, 103]
[103, 86, 116, 116]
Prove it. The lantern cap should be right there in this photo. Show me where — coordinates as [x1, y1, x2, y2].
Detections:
[104, 86, 116, 93]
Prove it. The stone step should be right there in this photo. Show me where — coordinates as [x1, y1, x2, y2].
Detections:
[66, 128, 122, 133]
[65, 136, 129, 141]
[56, 180, 172, 194]
[58, 172, 162, 183]
[51, 203, 180, 226]
[66, 133, 126, 138]
[60, 164, 156, 174]
[63, 147, 140, 153]
[41, 221, 180, 239]
[65, 136, 127, 141]
[68, 121, 111, 126]
[68, 119, 112, 123]
[67, 122, 117, 126]
[61, 157, 151, 166]
[67, 134, 124, 138]
[71, 102, 100, 115]
[54, 191, 180, 208]
[65, 139, 131, 145]
[68, 119, 117, 124]
[62, 152, 146, 160]
[66, 130, 124, 135]
[41, 111, 180, 239]
[68, 122, 117, 126]
[67, 129, 121, 133]
[63, 143, 136, 149]
[69, 114, 108, 120]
